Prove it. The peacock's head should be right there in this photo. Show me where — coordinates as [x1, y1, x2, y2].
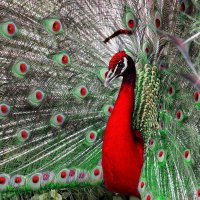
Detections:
[105, 51, 134, 87]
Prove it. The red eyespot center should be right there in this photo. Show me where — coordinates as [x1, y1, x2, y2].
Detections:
[69, 169, 75, 177]
[168, 86, 173, 95]
[57, 115, 63, 123]
[32, 175, 39, 183]
[36, 91, 43, 100]
[61, 171, 67, 178]
[1, 105, 8, 113]
[52, 21, 61, 32]
[176, 110, 181, 119]
[20, 63, 27, 73]
[79, 172, 85, 179]
[21, 131, 28, 139]
[15, 177, 22, 184]
[90, 132, 95, 140]
[159, 151, 164, 157]
[128, 20, 135, 28]
[105, 71, 108, 78]
[140, 181, 145, 188]
[7, 23, 15, 35]
[94, 169, 100, 176]
[155, 18, 161, 28]
[80, 87, 87, 96]
[194, 91, 199, 102]
[145, 48, 149, 54]
[197, 188, 200, 197]
[108, 106, 113, 113]
[0, 177, 6, 184]
[146, 195, 151, 200]
[180, 2, 186, 12]
[184, 150, 190, 158]
[62, 55, 68, 65]
[150, 139, 154, 146]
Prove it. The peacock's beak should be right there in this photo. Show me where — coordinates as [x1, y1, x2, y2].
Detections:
[104, 69, 118, 87]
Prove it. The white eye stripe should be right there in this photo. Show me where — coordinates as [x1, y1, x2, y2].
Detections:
[121, 57, 128, 73]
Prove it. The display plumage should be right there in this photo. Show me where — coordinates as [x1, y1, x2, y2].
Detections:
[0, 0, 200, 200]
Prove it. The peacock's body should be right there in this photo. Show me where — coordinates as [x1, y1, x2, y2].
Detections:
[0, 0, 200, 199]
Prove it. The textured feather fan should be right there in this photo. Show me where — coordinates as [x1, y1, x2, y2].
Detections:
[0, 0, 200, 200]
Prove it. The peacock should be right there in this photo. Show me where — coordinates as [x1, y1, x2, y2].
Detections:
[0, 0, 200, 199]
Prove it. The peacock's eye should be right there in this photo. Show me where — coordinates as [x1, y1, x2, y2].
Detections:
[0, 174, 10, 191]
[52, 52, 71, 67]
[0, 103, 10, 118]
[138, 179, 146, 194]
[85, 130, 98, 146]
[43, 18, 63, 34]
[154, 11, 162, 29]
[50, 113, 65, 128]
[102, 104, 113, 116]
[57, 169, 70, 183]
[73, 85, 89, 99]
[77, 170, 88, 182]
[0, 21, 18, 38]
[11, 175, 26, 188]
[118, 62, 124, 68]
[179, 0, 191, 13]
[17, 129, 31, 142]
[28, 89, 45, 107]
[28, 173, 42, 189]
[124, 10, 138, 31]
[12, 61, 30, 78]
[157, 150, 166, 164]
[183, 149, 191, 163]
[90, 166, 102, 182]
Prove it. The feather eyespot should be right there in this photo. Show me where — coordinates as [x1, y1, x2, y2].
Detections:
[17, 129, 30, 142]
[176, 110, 184, 121]
[73, 85, 89, 99]
[0, 103, 10, 118]
[0, 174, 10, 191]
[12, 61, 30, 78]
[52, 52, 71, 67]
[183, 149, 191, 163]
[85, 131, 98, 145]
[0, 20, 18, 38]
[194, 91, 199, 102]
[28, 89, 45, 106]
[43, 18, 63, 34]
[123, 8, 138, 31]
[155, 12, 162, 29]
[50, 113, 65, 128]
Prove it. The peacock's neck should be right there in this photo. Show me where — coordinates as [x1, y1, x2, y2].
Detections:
[102, 64, 144, 197]
[110, 67, 136, 131]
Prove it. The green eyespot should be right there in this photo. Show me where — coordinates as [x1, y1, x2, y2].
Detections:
[90, 166, 102, 183]
[50, 113, 65, 128]
[0, 174, 10, 191]
[11, 175, 26, 188]
[143, 41, 153, 56]
[29, 173, 42, 189]
[28, 89, 45, 107]
[97, 67, 108, 82]
[16, 129, 31, 142]
[72, 85, 89, 99]
[154, 11, 162, 29]
[52, 52, 71, 67]
[11, 61, 30, 78]
[85, 130, 98, 146]
[123, 7, 138, 31]
[0, 20, 18, 38]
[157, 150, 166, 165]
[194, 91, 200, 110]
[102, 104, 113, 116]
[183, 149, 192, 164]
[57, 169, 70, 183]
[43, 18, 64, 34]
[0, 103, 11, 119]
